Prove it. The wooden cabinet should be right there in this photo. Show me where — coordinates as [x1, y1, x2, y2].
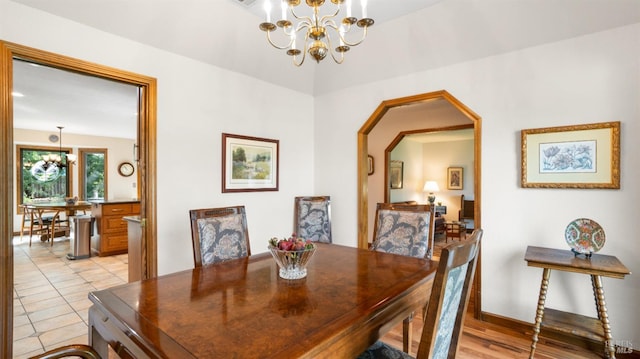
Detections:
[91, 201, 140, 257]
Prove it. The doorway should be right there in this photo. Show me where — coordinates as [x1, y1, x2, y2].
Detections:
[0, 41, 157, 357]
[356, 90, 481, 315]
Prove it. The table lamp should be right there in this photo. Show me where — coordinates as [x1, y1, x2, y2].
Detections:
[423, 181, 439, 205]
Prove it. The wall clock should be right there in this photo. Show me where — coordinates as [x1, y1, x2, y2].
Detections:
[118, 162, 135, 177]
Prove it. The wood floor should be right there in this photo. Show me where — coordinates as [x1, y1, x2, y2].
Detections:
[379, 235, 639, 359]
[381, 310, 639, 359]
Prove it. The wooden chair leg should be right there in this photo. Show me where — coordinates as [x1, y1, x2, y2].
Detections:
[28, 211, 36, 247]
[402, 312, 414, 354]
[20, 212, 26, 240]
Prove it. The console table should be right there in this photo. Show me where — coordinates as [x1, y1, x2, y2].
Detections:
[524, 246, 630, 358]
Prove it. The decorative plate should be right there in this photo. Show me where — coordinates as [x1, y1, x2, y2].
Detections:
[564, 218, 605, 256]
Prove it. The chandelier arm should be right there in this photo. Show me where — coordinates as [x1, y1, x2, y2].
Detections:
[291, 31, 309, 67]
[329, 49, 345, 64]
[289, 6, 313, 23]
[265, 30, 295, 50]
[340, 24, 369, 47]
[326, 34, 346, 64]
[324, 19, 340, 31]
[319, 6, 341, 24]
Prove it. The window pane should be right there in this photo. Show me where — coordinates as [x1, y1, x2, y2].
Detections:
[20, 147, 70, 204]
[84, 152, 106, 200]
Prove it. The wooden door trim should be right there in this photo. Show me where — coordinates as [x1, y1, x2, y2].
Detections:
[0, 41, 158, 357]
[357, 90, 482, 317]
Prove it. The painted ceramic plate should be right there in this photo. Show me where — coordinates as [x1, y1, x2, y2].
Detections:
[564, 218, 605, 255]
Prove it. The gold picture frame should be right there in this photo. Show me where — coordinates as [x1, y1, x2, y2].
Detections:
[521, 121, 620, 189]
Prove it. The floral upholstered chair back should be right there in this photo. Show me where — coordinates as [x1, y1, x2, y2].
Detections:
[357, 229, 482, 359]
[294, 196, 332, 243]
[189, 206, 251, 267]
[416, 229, 482, 358]
[372, 203, 435, 259]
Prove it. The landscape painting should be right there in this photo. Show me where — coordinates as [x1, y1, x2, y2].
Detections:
[222, 133, 279, 192]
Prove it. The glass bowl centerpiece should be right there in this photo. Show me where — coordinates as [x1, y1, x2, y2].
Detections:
[268, 234, 316, 280]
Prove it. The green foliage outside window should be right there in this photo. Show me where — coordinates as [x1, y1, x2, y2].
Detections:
[84, 152, 105, 199]
[20, 147, 70, 204]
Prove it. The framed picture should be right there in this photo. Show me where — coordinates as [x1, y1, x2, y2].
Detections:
[367, 155, 374, 175]
[521, 121, 620, 189]
[447, 167, 463, 190]
[389, 160, 403, 189]
[222, 133, 279, 192]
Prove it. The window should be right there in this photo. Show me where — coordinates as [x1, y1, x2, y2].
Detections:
[79, 148, 108, 201]
[17, 145, 72, 206]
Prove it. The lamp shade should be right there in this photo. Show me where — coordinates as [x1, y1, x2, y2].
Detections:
[423, 181, 439, 193]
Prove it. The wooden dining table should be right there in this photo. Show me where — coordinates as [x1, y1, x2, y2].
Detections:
[88, 243, 437, 358]
[29, 201, 93, 242]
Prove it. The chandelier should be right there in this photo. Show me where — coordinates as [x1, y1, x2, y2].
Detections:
[259, 0, 374, 66]
[23, 126, 77, 183]
[41, 126, 77, 170]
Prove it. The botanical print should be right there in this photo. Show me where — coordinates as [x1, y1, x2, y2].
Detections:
[539, 140, 596, 173]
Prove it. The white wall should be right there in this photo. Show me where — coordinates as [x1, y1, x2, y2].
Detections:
[3, 0, 638, 347]
[1, 1, 315, 276]
[421, 139, 474, 223]
[315, 24, 640, 346]
[389, 139, 424, 204]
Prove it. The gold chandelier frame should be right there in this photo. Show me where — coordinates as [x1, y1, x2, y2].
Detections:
[259, 0, 374, 66]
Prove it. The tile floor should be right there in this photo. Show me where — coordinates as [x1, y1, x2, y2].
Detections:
[12, 235, 128, 358]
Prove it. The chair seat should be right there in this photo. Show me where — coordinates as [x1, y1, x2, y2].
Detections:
[357, 341, 413, 359]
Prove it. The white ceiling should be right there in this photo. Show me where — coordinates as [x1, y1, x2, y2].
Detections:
[9, 0, 640, 138]
[12, 60, 139, 139]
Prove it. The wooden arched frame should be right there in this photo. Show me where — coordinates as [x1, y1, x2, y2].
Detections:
[0, 41, 158, 357]
[357, 90, 482, 316]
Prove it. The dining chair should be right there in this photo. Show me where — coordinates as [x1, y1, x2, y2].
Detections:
[28, 344, 101, 359]
[294, 196, 332, 243]
[371, 202, 436, 353]
[20, 205, 53, 247]
[371, 203, 435, 259]
[189, 206, 251, 267]
[19, 204, 34, 240]
[458, 194, 474, 233]
[358, 229, 483, 359]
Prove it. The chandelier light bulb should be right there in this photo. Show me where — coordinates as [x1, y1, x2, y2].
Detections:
[281, 0, 287, 20]
[264, 0, 272, 23]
